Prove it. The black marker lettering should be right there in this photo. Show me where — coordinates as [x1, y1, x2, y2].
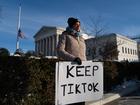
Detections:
[67, 65, 74, 78]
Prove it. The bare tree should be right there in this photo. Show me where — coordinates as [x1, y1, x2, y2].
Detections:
[83, 15, 109, 37]
[86, 34, 125, 61]
[84, 16, 127, 61]
[99, 40, 119, 60]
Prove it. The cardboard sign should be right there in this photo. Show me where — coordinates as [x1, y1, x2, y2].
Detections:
[55, 61, 103, 105]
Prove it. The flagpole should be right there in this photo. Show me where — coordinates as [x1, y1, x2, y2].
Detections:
[16, 1, 21, 50]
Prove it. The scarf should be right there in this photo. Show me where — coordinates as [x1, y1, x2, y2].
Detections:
[66, 27, 81, 37]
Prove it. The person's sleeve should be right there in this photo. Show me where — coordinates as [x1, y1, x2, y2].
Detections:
[57, 34, 76, 61]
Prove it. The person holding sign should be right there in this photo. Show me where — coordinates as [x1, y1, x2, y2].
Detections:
[57, 17, 86, 105]
[57, 17, 87, 65]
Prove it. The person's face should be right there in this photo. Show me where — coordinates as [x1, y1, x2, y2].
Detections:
[73, 22, 80, 32]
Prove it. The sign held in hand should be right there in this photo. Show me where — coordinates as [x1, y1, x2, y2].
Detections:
[55, 61, 103, 105]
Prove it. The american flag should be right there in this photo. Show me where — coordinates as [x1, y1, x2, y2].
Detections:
[18, 28, 25, 39]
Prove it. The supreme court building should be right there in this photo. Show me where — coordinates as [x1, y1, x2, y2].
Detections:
[34, 26, 65, 57]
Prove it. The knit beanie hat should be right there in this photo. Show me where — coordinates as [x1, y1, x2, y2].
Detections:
[67, 17, 80, 28]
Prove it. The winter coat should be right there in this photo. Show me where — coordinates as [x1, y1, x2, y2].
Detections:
[57, 31, 87, 61]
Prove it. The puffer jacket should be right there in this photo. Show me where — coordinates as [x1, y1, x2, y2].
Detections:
[57, 31, 87, 61]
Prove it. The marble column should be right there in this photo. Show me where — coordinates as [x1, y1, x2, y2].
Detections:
[37, 41, 39, 54]
[45, 38, 47, 56]
[49, 37, 51, 56]
[43, 38, 46, 56]
[50, 36, 53, 56]
[54, 35, 56, 56]
[41, 39, 43, 54]
[35, 41, 37, 53]
[47, 37, 49, 56]
[52, 35, 55, 56]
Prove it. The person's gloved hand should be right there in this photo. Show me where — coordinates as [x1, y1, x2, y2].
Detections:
[73, 57, 82, 65]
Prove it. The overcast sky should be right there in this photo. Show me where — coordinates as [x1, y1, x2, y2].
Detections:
[1, 0, 140, 53]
